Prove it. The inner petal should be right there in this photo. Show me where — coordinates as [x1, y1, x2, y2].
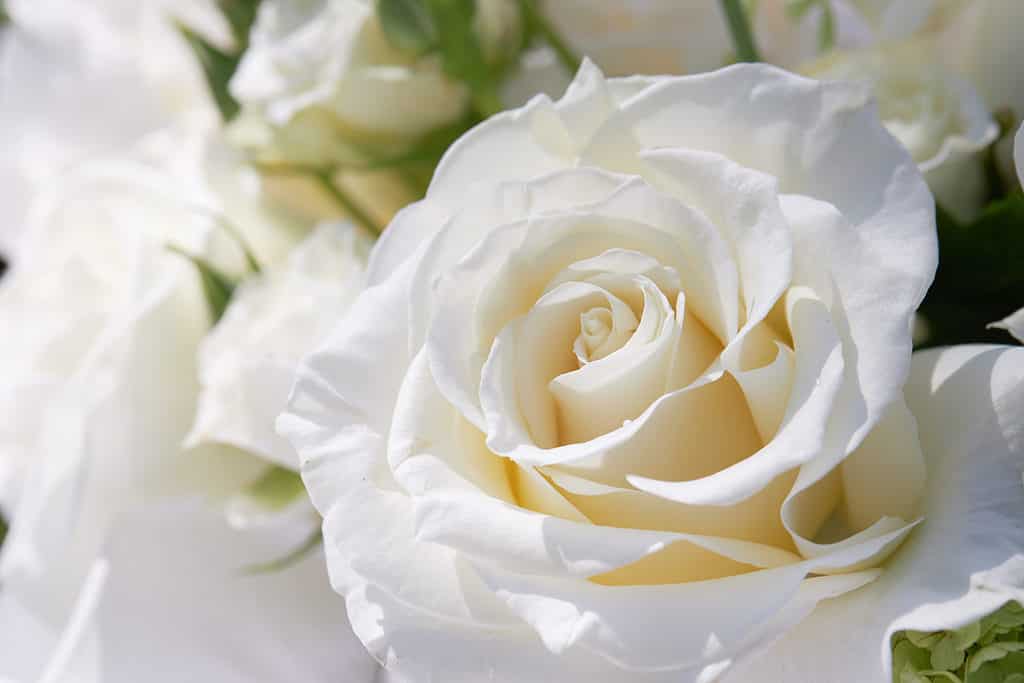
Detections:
[550, 278, 677, 445]
[575, 307, 617, 363]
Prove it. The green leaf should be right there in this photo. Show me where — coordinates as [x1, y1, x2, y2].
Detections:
[966, 652, 1024, 683]
[720, 0, 762, 62]
[217, 0, 261, 49]
[378, 0, 439, 55]
[167, 245, 236, 322]
[894, 637, 934, 683]
[241, 466, 306, 512]
[175, 21, 242, 121]
[426, 0, 505, 116]
[0, 511, 7, 550]
[930, 633, 967, 671]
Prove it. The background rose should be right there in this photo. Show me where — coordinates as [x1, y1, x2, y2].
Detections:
[281, 62, 940, 681]
[0, 137, 375, 682]
[801, 39, 996, 220]
[186, 220, 371, 530]
[227, 0, 520, 227]
[0, 0, 226, 258]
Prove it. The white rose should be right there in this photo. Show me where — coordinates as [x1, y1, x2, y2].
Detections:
[724, 344, 1024, 681]
[940, 0, 1024, 119]
[187, 221, 370, 474]
[802, 39, 997, 220]
[0, 0, 223, 258]
[280, 61, 956, 682]
[229, 0, 521, 152]
[227, 0, 519, 228]
[0, 139, 375, 681]
[541, 1, 730, 76]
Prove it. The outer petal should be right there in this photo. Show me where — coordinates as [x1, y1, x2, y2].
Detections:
[0, 498, 376, 683]
[722, 345, 1024, 682]
[187, 222, 370, 470]
[0, 0, 216, 257]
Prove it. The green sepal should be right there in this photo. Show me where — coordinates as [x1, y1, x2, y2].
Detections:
[377, 0, 439, 55]
[241, 465, 306, 512]
[216, 0, 261, 49]
[167, 245, 236, 323]
[175, 21, 243, 121]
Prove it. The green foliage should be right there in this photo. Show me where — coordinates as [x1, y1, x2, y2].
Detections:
[892, 602, 1024, 683]
[917, 195, 1024, 348]
[175, 0, 262, 122]
[720, 0, 762, 62]
[377, 0, 569, 117]
[217, 0, 261, 49]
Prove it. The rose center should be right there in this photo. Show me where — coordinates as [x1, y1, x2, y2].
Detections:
[573, 305, 636, 366]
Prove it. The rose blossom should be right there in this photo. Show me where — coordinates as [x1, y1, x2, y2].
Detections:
[276, 61, 1004, 682]
[801, 38, 996, 220]
[227, 0, 520, 226]
[0, 0, 225, 258]
[186, 220, 372, 530]
[0, 136, 375, 682]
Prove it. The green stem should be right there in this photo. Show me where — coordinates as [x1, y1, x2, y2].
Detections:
[311, 170, 383, 237]
[520, 0, 581, 74]
[219, 219, 262, 274]
[720, 0, 762, 62]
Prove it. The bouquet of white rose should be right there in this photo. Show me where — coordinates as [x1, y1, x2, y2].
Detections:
[0, 1, 1021, 682]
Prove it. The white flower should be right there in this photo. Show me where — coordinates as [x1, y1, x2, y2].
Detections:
[0, 138, 375, 681]
[187, 221, 371, 472]
[227, 0, 520, 227]
[723, 344, 1024, 682]
[229, 0, 516, 152]
[280, 61, 944, 682]
[0, 0, 223, 257]
[802, 39, 997, 220]
[940, 0, 1024, 119]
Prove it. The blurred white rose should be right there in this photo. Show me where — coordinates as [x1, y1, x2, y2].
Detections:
[803, 39, 997, 220]
[0, 0, 225, 258]
[187, 221, 371, 474]
[0, 134, 375, 682]
[940, 0, 1024, 119]
[279, 61, 958, 682]
[227, 0, 521, 228]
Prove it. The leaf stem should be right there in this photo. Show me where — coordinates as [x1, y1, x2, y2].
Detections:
[311, 170, 383, 237]
[720, 0, 762, 63]
[519, 0, 581, 75]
